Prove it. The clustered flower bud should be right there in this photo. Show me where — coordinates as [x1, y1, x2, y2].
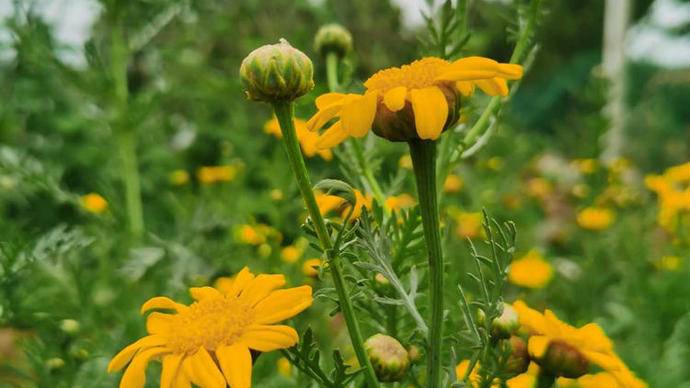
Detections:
[477, 303, 520, 339]
[364, 334, 410, 382]
[505, 336, 530, 374]
[240, 39, 314, 102]
[536, 340, 589, 378]
[314, 24, 353, 58]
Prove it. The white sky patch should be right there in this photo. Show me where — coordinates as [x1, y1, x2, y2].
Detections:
[627, 0, 690, 68]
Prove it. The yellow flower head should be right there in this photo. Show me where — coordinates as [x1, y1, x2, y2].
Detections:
[571, 158, 598, 175]
[525, 177, 553, 201]
[576, 207, 615, 230]
[315, 189, 372, 220]
[384, 193, 416, 212]
[108, 267, 313, 388]
[280, 245, 302, 263]
[81, 193, 108, 214]
[655, 255, 682, 271]
[306, 56, 522, 146]
[645, 162, 690, 232]
[453, 211, 484, 239]
[197, 165, 238, 184]
[508, 249, 553, 289]
[513, 300, 646, 387]
[558, 372, 633, 388]
[236, 224, 273, 246]
[302, 258, 322, 278]
[264, 116, 333, 161]
[455, 360, 481, 386]
[443, 174, 464, 193]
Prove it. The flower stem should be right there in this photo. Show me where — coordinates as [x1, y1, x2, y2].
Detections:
[326, 52, 340, 92]
[272, 101, 380, 388]
[408, 139, 444, 388]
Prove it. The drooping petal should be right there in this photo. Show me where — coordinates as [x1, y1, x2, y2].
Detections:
[315, 92, 347, 110]
[242, 325, 299, 352]
[217, 343, 252, 388]
[513, 300, 548, 334]
[316, 122, 348, 150]
[172, 371, 191, 388]
[186, 348, 226, 388]
[108, 335, 167, 373]
[240, 274, 286, 306]
[409, 87, 448, 140]
[140, 297, 188, 314]
[437, 56, 506, 82]
[383, 86, 407, 112]
[146, 312, 173, 334]
[475, 78, 509, 96]
[306, 104, 342, 132]
[119, 347, 168, 388]
[497, 63, 523, 79]
[160, 354, 184, 388]
[435, 69, 498, 82]
[455, 81, 475, 96]
[189, 286, 222, 301]
[225, 267, 255, 297]
[527, 336, 551, 359]
[253, 285, 313, 324]
[340, 91, 377, 138]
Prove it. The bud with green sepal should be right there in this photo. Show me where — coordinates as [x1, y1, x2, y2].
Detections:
[364, 334, 410, 382]
[314, 23, 353, 59]
[477, 302, 520, 339]
[505, 336, 530, 374]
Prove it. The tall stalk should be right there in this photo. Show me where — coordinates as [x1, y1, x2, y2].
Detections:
[408, 139, 444, 387]
[272, 101, 380, 388]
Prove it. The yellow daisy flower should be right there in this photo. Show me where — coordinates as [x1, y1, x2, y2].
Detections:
[197, 165, 238, 184]
[306, 56, 522, 147]
[513, 300, 646, 387]
[576, 207, 615, 230]
[384, 193, 416, 212]
[453, 210, 484, 239]
[508, 250, 553, 289]
[443, 174, 464, 193]
[280, 245, 302, 263]
[81, 193, 108, 214]
[108, 267, 312, 388]
[264, 117, 332, 161]
[558, 372, 630, 388]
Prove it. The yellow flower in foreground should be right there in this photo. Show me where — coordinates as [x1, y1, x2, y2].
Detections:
[108, 267, 313, 388]
[315, 189, 372, 220]
[576, 207, 615, 230]
[443, 174, 464, 193]
[506, 363, 540, 388]
[307, 56, 522, 146]
[513, 300, 646, 387]
[169, 170, 190, 186]
[384, 193, 416, 212]
[81, 193, 108, 214]
[197, 165, 238, 184]
[558, 372, 628, 388]
[264, 117, 332, 161]
[508, 250, 553, 289]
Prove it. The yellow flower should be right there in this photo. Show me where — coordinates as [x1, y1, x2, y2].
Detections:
[453, 211, 483, 239]
[197, 165, 238, 184]
[237, 224, 271, 246]
[399, 155, 413, 170]
[264, 117, 332, 161]
[280, 245, 302, 263]
[169, 170, 190, 186]
[81, 193, 108, 214]
[443, 174, 463, 193]
[508, 250, 553, 289]
[655, 255, 682, 271]
[384, 194, 416, 212]
[525, 177, 553, 201]
[571, 159, 597, 175]
[576, 207, 615, 230]
[108, 267, 313, 388]
[506, 363, 540, 388]
[302, 258, 321, 278]
[306, 57, 522, 146]
[455, 360, 481, 386]
[270, 189, 284, 201]
[558, 372, 631, 388]
[645, 164, 690, 232]
[315, 189, 372, 220]
[277, 357, 292, 378]
[513, 300, 646, 387]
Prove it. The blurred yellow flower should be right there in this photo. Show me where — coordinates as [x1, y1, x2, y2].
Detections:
[576, 207, 615, 230]
[572, 158, 597, 175]
[169, 169, 190, 186]
[399, 155, 413, 170]
[270, 189, 284, 201]
[280, 245, 302, 263]
[81, 193, 108, 214]
[315, 189, 372, 220]
[655, 255, 682, 271]
[108, 267, 313, 388]
[486, 156, 504, 171]
[526, 177, 553, 201]
[513, 300, 646, 387]
[277, 357, 292, 378]
[645, 162, 690, 233]
[443, 174, 463, 193]
[453, 211, 483, 239]
[508, 250, 553, 289]
[237, 224, 272, 246]
[264, 116, 332, 161]
[302, 258, 321, 278]
[384, 193, 416, 212]
[197, 165, 238, 184]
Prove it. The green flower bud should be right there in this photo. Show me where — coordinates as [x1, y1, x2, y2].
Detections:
[59, 319, 80, 335]
[240, 39, 314, 102]
[364, 334, 410, 382]
[536, 341, 589, 378]
[477, 303, 520, 339]
[314, 24, 353, 58]
[505, 336, 530, 374]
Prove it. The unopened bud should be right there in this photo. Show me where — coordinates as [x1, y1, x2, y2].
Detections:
[505, 336, 530, 374]
[314, 24, 353, 58]
[534, 340, 589, 378]
[478, 303, 520, 339]
[364, 334, 410, 382]
[240, 39, 314, 102]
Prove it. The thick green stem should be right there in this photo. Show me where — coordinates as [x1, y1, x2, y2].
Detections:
[112, 23, 144, 238]
[408, 140, 444, 388]
[326, 52, 340, 92]
[272, 101, 380, 388]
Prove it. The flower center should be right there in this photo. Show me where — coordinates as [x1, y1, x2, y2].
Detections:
[364, 57, 450, 93]
[167, 296, 254, 354]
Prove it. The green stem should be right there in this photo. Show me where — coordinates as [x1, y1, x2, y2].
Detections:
[272, 101, 380, 388]
[326, 52, 340, 92]
[536, 373, 556, 388]
[112, 22, 144, 238]
[408, 140, 444, 388]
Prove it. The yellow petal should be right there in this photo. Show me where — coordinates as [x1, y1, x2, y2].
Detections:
[476, 78, 509, 96]
[513, 300, 548, 334]
[436, 69, 498, 81]
[240, 274, 286, 306]
[160, 354, 184, 388]
[316, 122, 348, 150]
[140, 297, 188, 314]
[528, 336, 551, 359]
[455, 81, 474, 96]
[253, 286, 313, 324]
[242, 325, 299, 352]
[340, 91, 377, 138]
[217, 344, 252, 388]
[306, 104, 342, 132]
[383, 86, 407, 112]
[497, 63, 523, 79]
[146, 312, 173, 335]
[409, 87, 448, 140]
[437, 56, 505, 81]
[108, 335, 167, 373]
[186, 348, 226, 388]
[172, 371, 191, 388]
[119, 347, 168, 388]
[189, 286, 222, 301]
[315, 92, 347, 110]
[226, 267, 255, 297]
